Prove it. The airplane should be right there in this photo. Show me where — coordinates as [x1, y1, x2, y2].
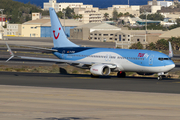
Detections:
[6, 7, 175, 80]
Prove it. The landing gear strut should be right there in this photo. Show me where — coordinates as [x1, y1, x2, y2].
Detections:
[117, 71, 126, 78]
[158, 76, 162, 80]
[157, 72, 167, 80]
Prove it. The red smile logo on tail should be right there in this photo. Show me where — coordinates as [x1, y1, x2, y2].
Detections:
[53, 27, 61, 40]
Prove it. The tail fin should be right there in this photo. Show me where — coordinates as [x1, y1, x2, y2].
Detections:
[49, 8, 79, 48]
[169, 41, 173, 58]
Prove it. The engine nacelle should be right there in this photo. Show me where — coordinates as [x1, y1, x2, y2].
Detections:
[90, 64, 111, 76]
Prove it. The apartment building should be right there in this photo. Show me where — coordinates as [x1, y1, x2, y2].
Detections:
[4, 24, 22, 36]
[44, 0, 83, 12]
[100, 5, 140, 20]
[74, 7, 102, 24]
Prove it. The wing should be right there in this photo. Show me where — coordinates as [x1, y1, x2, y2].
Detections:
[5, 43, 92, 65]
[5, 43, 117, 69]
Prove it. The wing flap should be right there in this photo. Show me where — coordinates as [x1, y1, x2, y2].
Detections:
[18, 56, 92, 65]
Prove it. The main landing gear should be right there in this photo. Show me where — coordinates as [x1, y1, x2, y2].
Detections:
[91, 74, 99, 78]
[117, 71, 126, 78]
[157, 76, 162, 80]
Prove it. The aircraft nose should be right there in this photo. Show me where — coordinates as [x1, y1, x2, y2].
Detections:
[165, 60, 175, 71]
[171, 63, 175, 69]
[167, 62, 175, 70]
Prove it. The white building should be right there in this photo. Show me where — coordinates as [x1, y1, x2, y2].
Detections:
[32, 13, 42, 20]
[74, 7, 102, 24]
[151, 6, 161, 13]
[4, 24, 22, 36]
[44, 0, 84, 12]
[100, 5, 140, 19]
[0, 25, 4, 39]
[148, 1, 174, 7]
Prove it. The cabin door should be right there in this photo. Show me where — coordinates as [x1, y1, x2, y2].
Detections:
[149, 55, 154, 65]
[62, 50, 65, 59]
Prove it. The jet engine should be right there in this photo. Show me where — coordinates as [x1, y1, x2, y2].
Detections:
[90, 64, 111, 76]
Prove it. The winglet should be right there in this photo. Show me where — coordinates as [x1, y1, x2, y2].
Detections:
[169, 41, 173, 58]
[6, 43, 14, 62]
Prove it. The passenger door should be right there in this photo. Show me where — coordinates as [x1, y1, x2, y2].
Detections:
[149, 55, 154, 66]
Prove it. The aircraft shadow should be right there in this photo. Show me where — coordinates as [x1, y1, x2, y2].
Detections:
[0, 71, 179, 82]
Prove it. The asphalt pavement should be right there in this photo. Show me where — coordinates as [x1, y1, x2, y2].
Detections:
[1, 71, 180, 94]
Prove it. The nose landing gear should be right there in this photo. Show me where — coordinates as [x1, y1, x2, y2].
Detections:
[157, 72, 167, 80]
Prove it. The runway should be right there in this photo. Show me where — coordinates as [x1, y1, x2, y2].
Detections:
[1, 38, 180, 120]
[1, 72, 180, 120]
[1, 72, 180, 94]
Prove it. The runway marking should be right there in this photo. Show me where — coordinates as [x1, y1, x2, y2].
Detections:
[173, 82, 180, 84]
[74, 77, 93, 79]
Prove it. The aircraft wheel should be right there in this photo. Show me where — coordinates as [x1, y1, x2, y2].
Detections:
[117, 71, 126, 78]
[158, 76, 162, 80]
[91, 74, 99, 78]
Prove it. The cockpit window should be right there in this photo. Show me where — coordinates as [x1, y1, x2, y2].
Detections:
[158, 58, 171, 61]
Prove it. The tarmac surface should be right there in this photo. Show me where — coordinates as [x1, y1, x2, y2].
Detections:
[1, 85, 180, 120]
[1, 37, 180, 120]
[1, 72, 180, 94]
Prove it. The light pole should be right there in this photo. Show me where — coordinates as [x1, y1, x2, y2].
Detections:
[144, 10, 147, 34]
[62, 10, 66, 32]
[143, 10, 148, 43]
[0, 9, 4, 40]
[0, 9, 4, 27]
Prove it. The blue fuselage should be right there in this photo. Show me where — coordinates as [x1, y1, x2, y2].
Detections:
[52, 47, 175, 73]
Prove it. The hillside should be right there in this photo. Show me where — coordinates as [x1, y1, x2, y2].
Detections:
[0, 0, 48, 24]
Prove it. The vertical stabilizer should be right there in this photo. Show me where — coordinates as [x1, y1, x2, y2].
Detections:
[49, 8, 79, 48]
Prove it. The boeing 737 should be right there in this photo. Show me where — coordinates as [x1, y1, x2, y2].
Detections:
[6, 8, 175, 80]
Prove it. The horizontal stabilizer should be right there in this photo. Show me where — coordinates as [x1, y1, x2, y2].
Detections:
[12, 44, 58, 52]
[6, 42, 15, 62]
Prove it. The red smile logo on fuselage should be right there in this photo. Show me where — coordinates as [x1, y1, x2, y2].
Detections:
[53, 27, 61, 40]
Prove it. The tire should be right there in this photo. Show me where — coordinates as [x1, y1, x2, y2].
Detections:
[117, 72, 126, 78]
[91, 74, 99, 78]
